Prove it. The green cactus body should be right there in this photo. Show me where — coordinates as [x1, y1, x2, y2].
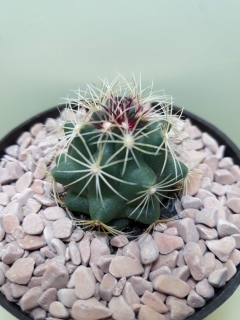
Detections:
[51, 77, 189, 231]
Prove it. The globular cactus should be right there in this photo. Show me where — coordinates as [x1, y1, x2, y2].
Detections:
[51, 75, 189, 232]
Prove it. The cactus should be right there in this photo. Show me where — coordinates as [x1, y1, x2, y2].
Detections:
[51, 75, 189, 232]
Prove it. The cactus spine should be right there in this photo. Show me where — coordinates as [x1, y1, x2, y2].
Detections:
[51, 75, 188, 231]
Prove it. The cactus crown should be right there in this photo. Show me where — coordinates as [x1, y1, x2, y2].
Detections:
[51, 75, 189, 233]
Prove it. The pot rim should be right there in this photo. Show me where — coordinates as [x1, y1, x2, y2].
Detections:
[0, 104, 239, 320]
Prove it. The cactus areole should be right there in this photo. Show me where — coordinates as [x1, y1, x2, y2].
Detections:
[51, 76, 189, 232]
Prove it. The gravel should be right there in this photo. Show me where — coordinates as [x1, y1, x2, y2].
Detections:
[0, 114, 240, 320]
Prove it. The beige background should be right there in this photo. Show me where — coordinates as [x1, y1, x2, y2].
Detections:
[0, 0, 239, 319]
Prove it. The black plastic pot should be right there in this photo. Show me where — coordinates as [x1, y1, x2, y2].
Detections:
[0, 104, 239, 320]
